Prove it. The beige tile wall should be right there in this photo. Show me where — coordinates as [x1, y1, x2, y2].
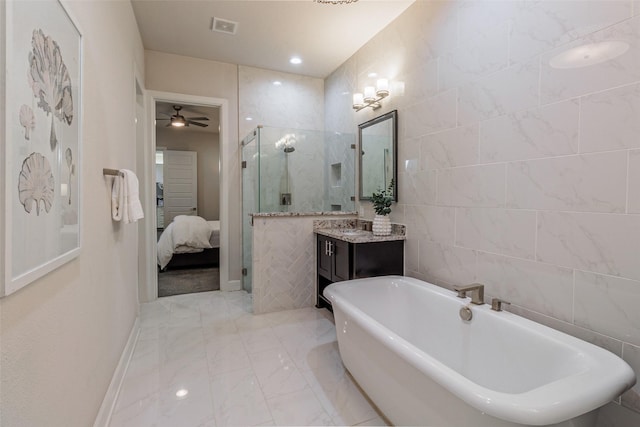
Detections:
[324, 0, 640, 419]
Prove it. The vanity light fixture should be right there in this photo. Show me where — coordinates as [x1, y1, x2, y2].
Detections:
[353, 78, 390, 112]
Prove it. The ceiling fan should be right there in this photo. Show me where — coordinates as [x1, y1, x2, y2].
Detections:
[156, 105, 209, 128]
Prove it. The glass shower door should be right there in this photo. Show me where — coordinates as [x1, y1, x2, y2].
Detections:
[241, 130, 259, 293]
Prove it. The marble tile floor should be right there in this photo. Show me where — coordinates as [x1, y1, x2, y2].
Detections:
[109, 290, 388, 427]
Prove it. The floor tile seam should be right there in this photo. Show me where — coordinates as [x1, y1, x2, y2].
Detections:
[244, 338, 315, 404]
[264, 385, 334, 424]
[205, 363, 269, 426]
[160, 341, 208, 366]
[240, 325, 290, 356]
[354, 415, 387, 426]
[203, 345, 253, 378]
[301, 363, 377, 423]
[110, 389, 161, 423]
[304, 375, 343, 421]
[203, 347, 223, 427]
[236, 344, 278, 426]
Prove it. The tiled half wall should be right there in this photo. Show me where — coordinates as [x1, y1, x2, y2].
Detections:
[252, 214, 357, 314]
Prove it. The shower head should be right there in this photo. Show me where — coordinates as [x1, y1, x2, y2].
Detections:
[284, 146, 295, 153]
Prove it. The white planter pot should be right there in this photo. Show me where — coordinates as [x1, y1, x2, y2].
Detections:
[372, 214, 392, 236]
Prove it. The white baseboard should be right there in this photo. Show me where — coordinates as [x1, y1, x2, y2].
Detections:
[93, 317, 140, 427]
[222, 279, 241, 292]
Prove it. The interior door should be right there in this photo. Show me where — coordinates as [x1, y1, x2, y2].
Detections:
[163, 150, 197, 225]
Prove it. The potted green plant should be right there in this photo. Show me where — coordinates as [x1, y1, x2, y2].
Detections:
[371, 180, 394, 236]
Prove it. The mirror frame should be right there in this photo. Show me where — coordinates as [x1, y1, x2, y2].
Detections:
[358, 110, 398, 201]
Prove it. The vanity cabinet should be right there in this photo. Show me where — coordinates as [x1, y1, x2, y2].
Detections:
[316, 233, 404, 311]
[317, 236, 350, 283]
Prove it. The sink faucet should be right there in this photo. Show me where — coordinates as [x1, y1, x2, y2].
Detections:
[453, 283, 485, 305]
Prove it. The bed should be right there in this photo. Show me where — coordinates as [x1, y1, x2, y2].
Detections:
[157, 215, 220, 270]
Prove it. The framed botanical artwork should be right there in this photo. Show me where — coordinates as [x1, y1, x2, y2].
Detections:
[1, 0, 82, 296]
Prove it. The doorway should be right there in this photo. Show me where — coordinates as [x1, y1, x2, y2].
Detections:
[141, 91, 232, 302]
[154, 101, 220, 297]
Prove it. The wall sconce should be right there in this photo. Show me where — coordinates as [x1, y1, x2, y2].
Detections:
[353, 78, 389, 112]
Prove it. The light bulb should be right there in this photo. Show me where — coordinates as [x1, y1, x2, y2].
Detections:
[376, 78, 389, 97]
[364, 86, 376, 102]
[352, 93, 364, 108]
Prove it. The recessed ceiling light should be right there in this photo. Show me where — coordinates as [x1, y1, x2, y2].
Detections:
[368, 72, 377, 78]
[273, 81, 282, 86]
[245, 117, 253, 121]
[289, 57, 302, 65]
[175, 388, 189, 399]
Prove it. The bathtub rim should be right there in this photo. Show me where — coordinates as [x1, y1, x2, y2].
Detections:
[325, 275, 636, 426]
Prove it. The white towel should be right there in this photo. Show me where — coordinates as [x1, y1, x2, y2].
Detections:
[111, 169, 144, 224]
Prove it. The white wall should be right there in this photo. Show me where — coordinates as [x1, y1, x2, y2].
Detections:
[145, 50, 241, 280]
[325, 0, 640, 423]
[0, 1, 144, 426]
[157, 128, 221, 221]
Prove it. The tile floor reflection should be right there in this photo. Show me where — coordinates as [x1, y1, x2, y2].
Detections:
[109, 291, 387, 426]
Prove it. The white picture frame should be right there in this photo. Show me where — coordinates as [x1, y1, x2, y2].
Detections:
[1, 0, 82, 296]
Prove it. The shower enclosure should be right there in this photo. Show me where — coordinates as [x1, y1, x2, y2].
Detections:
[241, 126, 355, 292]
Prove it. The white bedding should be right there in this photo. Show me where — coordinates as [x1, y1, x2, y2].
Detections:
[157, 216, 220, 269]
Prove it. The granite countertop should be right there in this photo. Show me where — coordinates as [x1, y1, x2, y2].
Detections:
[251, 211, 357, 218]
[313, 218, 406, 243]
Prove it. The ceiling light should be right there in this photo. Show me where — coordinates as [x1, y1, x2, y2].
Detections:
[245, 117, 253, 121]
[289, 57, 302, 65]
[273, 81, 282, 86]
[549, 41, 629, 69]
[171, 115, 186, 127]
[175, 388, 189, 399]
[368, 72, 378, 78]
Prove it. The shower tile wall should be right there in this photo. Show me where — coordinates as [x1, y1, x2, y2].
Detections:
[323, 131, 355, 211]
[238, 66, 324, 139]
[238, 66, 354, 213]
[325, 0, 640, 419]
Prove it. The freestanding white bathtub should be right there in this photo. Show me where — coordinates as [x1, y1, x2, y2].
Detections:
[324, 276, 636, 427]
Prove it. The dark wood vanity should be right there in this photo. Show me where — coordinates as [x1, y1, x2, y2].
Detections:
[315, 228, 404, 311]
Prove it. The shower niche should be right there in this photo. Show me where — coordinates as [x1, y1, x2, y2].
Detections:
[241, 126, 356, 292]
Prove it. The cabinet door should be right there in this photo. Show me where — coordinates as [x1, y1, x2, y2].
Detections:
[353, 240, 404, 278]
[332, 239, 351, 281]
[317, 235, 332, 280]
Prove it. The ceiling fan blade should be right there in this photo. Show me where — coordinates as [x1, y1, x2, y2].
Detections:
[156, 118, 170, 120]
[186, 116, 209, 121]
[165, 122, 172, 127]
[188, 121, 208, 127]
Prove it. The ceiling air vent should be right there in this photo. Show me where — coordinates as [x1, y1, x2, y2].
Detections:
[211, 17, 238, 35]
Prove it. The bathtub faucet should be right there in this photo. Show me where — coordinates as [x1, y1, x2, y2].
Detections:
[453, 283, 485, 305]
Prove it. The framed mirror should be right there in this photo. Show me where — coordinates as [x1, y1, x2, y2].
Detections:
[358, 110, 397, 201]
